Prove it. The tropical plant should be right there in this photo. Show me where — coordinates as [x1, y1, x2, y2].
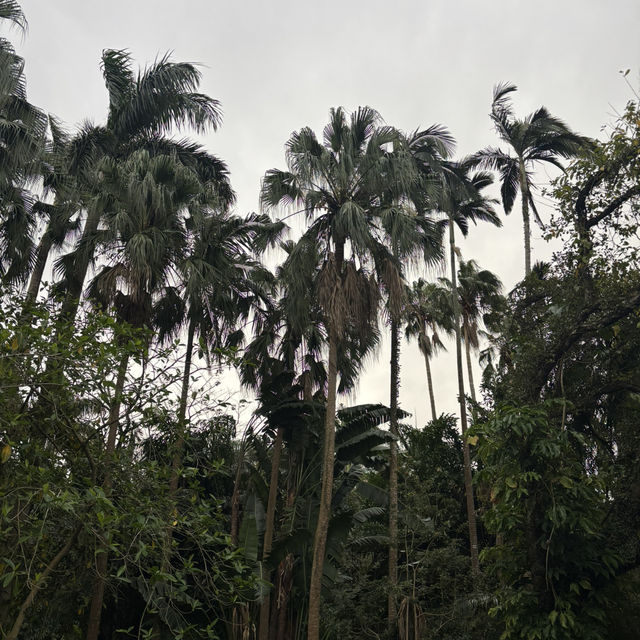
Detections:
[82, 149, 206, 640]
[241, 237, 384, 640]
[404, 279, 453, 421]
[440, 259, 503, 404]
[261, 106, 413, 640]
[0, 1, 47, 285]
[438, 164, 500, 575]
[477, 83, 588, 275]
[378, 124, 451, 632]
[472, 404, 619, 640]
[56, 48, 227, 325]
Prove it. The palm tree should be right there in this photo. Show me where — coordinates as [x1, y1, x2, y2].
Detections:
[378, 124, 451, 630]
[157, 210, 281, 498]
[83, 149, 203, 640]
[439, 164, 501, 576]
[477, 83, 588, 275]
[0, 1, 48, 285]
[261, 106, 412, 640]
[440, 260, 503, 405]
[24, 117, 81, 303]
[142, 208, 280, 639]
[56, 48, 226, 324]
[243, 233, 384, 640]
[455, 259, 502, 404]
[404, 279, 453, 421]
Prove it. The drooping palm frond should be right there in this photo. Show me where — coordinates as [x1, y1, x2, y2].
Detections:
[135, 135, 235, 209]
[106, 51, 222, 139]
[101, 49, 134, 117]
[490, 81, 518, 138]
[447, 259, 504, 351]
[0, 0, 26, 31]
[0, 184, 35, 283]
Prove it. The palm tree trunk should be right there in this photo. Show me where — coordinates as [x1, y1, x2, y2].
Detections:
[307, 325, 338, 640]
[59, 204, 101, 324]
[258, 426, 284, 640]
[463, 324, 477, 405]
[169, 318, 196, 498]
[449, 220, 479, 576]
[423, 352, 437, 422]
[85, 351, 129, 640]
[230, 443, 244, 548]
[388, 318, 400, 633]
[307, 240, 344, 640]
[519, 159, 532, 277]
[25, 232, 53, 304]
[273, 379, 308, 640]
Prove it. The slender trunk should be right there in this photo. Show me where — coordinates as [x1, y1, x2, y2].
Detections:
[307, 240, 344, 640]
[59, 204, 101, 325]
[229, 434, 249, 640]
[169, 319, 196, 498]
[307, 326, 338, 640]
[275, 554, 294, 640]
[258, 426, 284, 640]
[449, 220, 479, 576]
[463, 324, 477, 405]
[273, 381, 308, 640]
[388, 318, 400, 634]
[230, 445, 244, 548]
[85, 352, 129, 640]
[519, 159, 532, 277]
[25, 233, 53, 304]
[7, 524, 82, 640]
[423, 351, 437, 422]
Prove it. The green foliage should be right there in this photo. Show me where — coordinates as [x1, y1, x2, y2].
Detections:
[1, 10, 639, 636]
[323, 416, 498, 640]
[472, 404, 619, 639]
[0, 290, 255, 639]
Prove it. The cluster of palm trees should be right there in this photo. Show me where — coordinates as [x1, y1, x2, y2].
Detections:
[256, 97, 586, 635]
[1, 1, 593, 638]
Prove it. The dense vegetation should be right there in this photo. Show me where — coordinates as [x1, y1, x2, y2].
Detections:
[1, 3, 639, 638]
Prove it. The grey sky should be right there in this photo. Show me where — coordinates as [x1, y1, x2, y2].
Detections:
[14, 0, 640, 427]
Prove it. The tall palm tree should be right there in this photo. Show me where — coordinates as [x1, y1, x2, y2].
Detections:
[477, 83, 588, 275]
[440, 260, 503, 405]
[455, 259, 502, 404]
[56, 48, 226, 324]
[0, 1, 48, 285]
[240, 241, 325, 640]
[143, 208, 281, 639]
[83, 149, 203, 640]
[404, 279, 453, 421]
[156, 210, 281, 499]
[24, 117, 81, 303]
[378, 124, 451, 630]
[439, 164, 501, 576]
[261, 106, 413, 640]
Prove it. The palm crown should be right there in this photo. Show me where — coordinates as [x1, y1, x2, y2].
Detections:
[477, 82, 589, 275]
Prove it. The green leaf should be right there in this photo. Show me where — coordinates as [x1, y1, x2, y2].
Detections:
[558, 476, 573, 489]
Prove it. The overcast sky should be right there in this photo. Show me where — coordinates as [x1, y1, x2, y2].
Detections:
[13, 0, 640, 427]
